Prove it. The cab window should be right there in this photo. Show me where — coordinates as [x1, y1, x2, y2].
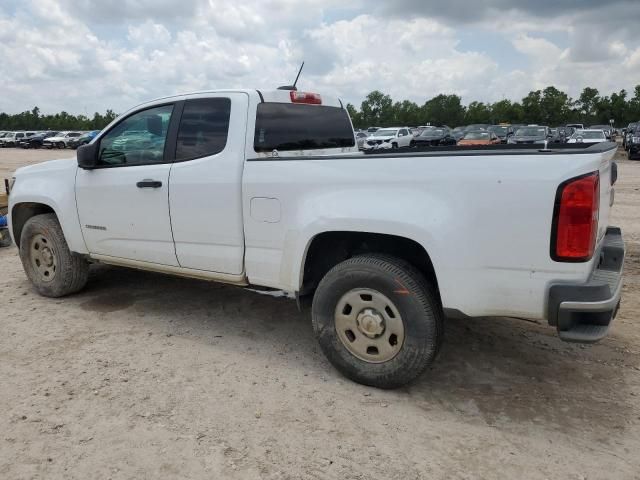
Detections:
[254, 103, 355, 152]
[175, 98, 231, 161]
[97, 104, 174, 167]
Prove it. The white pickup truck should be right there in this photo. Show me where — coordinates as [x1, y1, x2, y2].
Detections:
[7, 89, 625, 388]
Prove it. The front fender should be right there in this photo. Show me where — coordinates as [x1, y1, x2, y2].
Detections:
[8, 159, 87, 254]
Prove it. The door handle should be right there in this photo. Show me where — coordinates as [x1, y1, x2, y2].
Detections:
[136, 179, 162, 188]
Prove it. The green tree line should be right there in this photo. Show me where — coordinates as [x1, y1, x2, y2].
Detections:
[347, 85, 640, 129]
[0, 107, 118, 131]
[3, 84, 640, 131]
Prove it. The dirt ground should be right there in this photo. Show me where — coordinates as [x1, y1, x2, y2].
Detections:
[0, 147, 639, 480]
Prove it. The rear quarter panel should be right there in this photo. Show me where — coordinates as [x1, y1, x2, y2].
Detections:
[243, 147, 615, 320]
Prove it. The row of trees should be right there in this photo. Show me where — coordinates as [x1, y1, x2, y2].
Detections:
[347, 85, 640, 129]
[0, 107, 118, 131]
[2, 85, 640, 131]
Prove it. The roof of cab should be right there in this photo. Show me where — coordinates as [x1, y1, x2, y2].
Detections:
[131, 89, 343, 110]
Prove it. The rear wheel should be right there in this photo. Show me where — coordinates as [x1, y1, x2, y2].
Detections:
[312, 254, 443, 388]
[19, 214, 89, 297]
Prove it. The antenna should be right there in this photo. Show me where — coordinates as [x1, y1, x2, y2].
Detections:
[277, 61, 305, 91]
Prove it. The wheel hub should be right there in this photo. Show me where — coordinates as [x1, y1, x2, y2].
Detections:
[356, 308, 385, 338]
[334, 288, 405, 363]
[29, 234, 57, 282]
[41, 247, 54, 267]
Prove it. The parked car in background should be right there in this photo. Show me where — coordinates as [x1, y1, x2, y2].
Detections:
[508, 126, 551, 144]
[553, 126, 576, 143]
[43, 131, 83, 149]
[451, 126, 467, 141]
[488, 125, 509, 143]
[410, 127, 456, 147]
[566, 129, 608, 144]
[566, 123, 584, 130]
[19, 133, 45, 149]
[411, 126, 437, 137]
[589, 125, 613, 139]
[465, 124, 491, 133]
[362, 127, 413, 150]
[68, 130, 100, 149]
[366, 127, 381, 134]
[355, 131, 368, 150]
[457, 131, 501, 146]
[0, 131, 29, 147]
[17, 131, 60, 149]
[626, 126, 640, 159]
[623, 122, 638, 150]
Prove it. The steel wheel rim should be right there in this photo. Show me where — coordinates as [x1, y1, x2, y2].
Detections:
[30, 234, 57, 282]
[334, 288, 405, 363]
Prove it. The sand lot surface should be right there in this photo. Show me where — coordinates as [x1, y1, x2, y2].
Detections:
[0, 147, 639, 479]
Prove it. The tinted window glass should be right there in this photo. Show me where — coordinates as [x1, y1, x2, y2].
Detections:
[176, 98, 231, 160]
[98, 104, 173, 167]
[254, 103, 355, 152]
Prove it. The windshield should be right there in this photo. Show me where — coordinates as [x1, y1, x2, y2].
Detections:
[516, 127, 546, 136]
[371, 129, 398, 137]
[572, 131, 605, 139]
[420, 128, 445, 137]
[489, 126, 508, 135]
[464, 132, 490, 140]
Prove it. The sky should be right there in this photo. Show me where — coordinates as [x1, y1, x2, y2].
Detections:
[1, 0, 640, 115]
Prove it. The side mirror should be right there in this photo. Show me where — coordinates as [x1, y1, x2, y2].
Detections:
[77, 142, 98, 169]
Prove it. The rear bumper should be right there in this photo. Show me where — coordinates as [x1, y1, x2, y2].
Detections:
[547, 227, 624, 343]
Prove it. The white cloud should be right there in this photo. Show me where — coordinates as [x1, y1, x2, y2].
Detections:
[0, 0, 639, 115]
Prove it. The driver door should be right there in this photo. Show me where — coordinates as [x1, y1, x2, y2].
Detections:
[75, 103, 180, 266]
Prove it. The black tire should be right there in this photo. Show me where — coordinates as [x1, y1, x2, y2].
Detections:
[312, 254, 443, 389]
[409, 140, 416, 148]
[19, 213, 89, 297]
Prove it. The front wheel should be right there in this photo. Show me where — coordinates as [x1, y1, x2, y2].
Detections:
[19, 214, 89, 297]
[312, 255, 443, 388]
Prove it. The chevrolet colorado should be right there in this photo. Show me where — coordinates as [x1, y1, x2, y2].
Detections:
[7, 89, 625, 388]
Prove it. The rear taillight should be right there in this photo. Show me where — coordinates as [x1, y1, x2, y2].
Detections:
[551, 172, 599, 262]
[290, 91, 322, 105]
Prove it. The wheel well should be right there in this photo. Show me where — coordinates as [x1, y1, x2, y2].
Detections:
[301, 231, 439, 299]
[11, 203, 56, 247]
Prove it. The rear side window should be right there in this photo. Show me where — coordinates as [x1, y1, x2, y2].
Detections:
[254, 103, 355, 152]
[176, 98, 231, 161]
